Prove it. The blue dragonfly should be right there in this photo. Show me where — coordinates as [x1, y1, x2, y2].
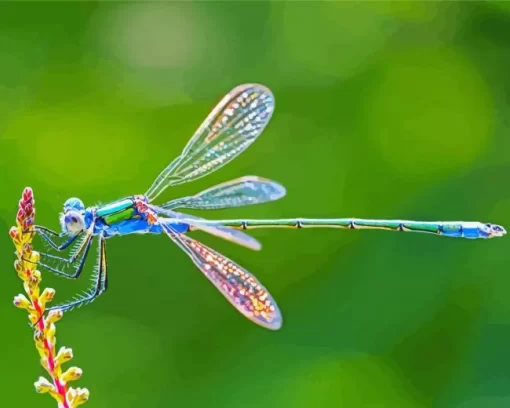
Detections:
[30, 84, 506, 330]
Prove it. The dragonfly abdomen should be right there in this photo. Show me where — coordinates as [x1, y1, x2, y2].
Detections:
[187, 219, 502, 239]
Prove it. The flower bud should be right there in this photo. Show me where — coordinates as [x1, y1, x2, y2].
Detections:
[23, 187, 33, 201]
[62, 367, 83, 383]
[13, 294, 31, 310]
[40, 288, 56, 305]
[34, 376, 55, 394]
[9, 227, 18, 239]
[46, 309, 64, 324]
[55, 347, 74, 366]
[71, 387, 90, 407]
[33, 330, 45, 350]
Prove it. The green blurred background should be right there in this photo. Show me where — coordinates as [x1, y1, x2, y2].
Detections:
[2, 1, 510, 407]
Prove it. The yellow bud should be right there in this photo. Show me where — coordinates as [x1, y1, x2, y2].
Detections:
[55, 347, 74, 366]
[33, 330, 45, 350]
[30, 270, 41, 284]
[14, 260, 23, 273]
[34, 376, 55, 394]
[46, 309, 64, 324]
[22, 243, 33, 256]
[31, 250, 40, 262]
[71, 387, 90, 407]
[40, 288, 56, 303]
[29, 312, 42, 326]
[67, 387, 77, 402]
[13, 294, 31, 310]
[61, 367, 83, 383]
[43, 322, 56, 341]
[23, 282, 39, 301]
[40, 357, 50, 374]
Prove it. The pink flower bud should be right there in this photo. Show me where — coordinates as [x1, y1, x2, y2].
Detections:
[9, 226, 18, 239]
[23, 187, 33, 201]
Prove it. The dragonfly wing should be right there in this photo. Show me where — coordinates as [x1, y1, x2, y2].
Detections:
[154, 206, 261, 251]
[162, 224, 282, 330]
[161, 176, 286, 211]
[145, 84, 275, 202]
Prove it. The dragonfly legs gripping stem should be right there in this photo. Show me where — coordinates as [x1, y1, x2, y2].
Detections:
[46, 233, 108, 314]
[23, 228, 95, 280]
[39, 239, 93, 280]
[32, 225, 81, 251]
[21, 220, 108, 314]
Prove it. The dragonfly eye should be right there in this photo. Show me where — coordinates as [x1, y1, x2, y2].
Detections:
[63, 197, 85, 212]
[63, 211, 85, 234]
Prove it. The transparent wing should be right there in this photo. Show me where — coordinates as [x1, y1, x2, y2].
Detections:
[160, 176, 286, 211]
[162, 224, 282, 330]
[153, 206, 261, 251]
[145, 84, 275, 202]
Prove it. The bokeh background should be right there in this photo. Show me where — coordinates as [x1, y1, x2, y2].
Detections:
[1, 1, 510, 407]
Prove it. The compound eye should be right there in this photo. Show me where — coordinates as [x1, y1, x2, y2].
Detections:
[71, 217, 77, 223]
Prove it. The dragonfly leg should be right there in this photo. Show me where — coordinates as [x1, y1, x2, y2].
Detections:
[36, 228, 81, 251]
[27, 225, 63, 237]
[34, 225, 65, 238]
[46, 233, 108, 313]
[23, 228, 94, 280]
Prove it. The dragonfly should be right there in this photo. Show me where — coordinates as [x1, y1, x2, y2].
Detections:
[27, 84, 506, 331]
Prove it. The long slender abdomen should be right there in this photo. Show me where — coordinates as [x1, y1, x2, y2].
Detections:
[183, 218, 493, 239]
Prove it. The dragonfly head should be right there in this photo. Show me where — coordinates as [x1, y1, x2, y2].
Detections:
[61, 197, 86, 234]
[485, 223, 507, 238]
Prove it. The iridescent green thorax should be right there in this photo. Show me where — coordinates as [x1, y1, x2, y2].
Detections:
[96, 198, 138, 225]
[103, 207, 137, 225]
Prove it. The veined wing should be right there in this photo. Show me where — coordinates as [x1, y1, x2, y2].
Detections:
[145, 84, 275, 202]
[162, 224, 282, 330]
[160, 176, 286, 211]
[154, 206, 262, 251]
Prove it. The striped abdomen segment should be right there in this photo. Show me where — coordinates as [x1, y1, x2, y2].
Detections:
[185, 219, 494, 239]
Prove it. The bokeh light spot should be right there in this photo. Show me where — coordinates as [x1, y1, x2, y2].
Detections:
[100, 3, 203, 69]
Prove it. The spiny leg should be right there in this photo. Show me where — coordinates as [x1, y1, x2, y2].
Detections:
[46, 233, 108, 313]
[39, 229, 91, 264]
[23, 227, 94, 280]
[34, 225, 62, 237]
[38, 233, 94, 279]
[36, 228, 81, 251]
[25, 225, 72, 250]
[27, 225, 63, 238]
